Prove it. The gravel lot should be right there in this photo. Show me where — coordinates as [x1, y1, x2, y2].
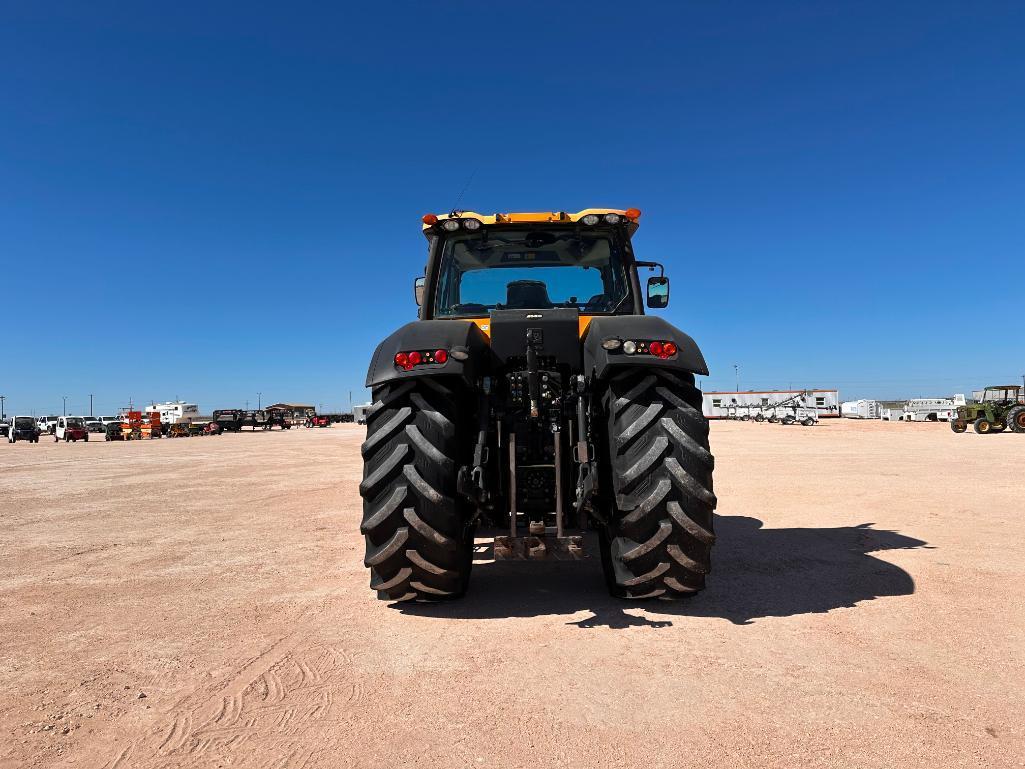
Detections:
[0, 420, 1021, 768]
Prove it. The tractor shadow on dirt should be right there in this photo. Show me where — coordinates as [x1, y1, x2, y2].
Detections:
[394, 515, 928, 627]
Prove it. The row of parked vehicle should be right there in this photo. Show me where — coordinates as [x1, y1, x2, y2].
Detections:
[1, 408, 350, 445]
[0, 414, 117, 442]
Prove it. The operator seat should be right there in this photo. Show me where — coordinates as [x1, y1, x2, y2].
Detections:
[505, 280, 554, 309]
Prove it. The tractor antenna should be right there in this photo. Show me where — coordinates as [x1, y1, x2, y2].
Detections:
[450, 168, 477, 216]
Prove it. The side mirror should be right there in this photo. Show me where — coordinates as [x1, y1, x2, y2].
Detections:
[414, 276, 425, 306]
[646, 276, 669, 308]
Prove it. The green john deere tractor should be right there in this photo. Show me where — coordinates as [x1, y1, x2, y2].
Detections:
[949, 385, 1025, 434]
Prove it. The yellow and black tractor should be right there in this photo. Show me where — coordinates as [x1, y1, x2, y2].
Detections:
[360, 209, 716, 601]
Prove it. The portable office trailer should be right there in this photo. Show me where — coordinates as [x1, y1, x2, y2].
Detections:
[145, 401, 201, 425]
[703, 390, 840, 419]
[901, 398, 954, 422]
[841, 399, 881, 419]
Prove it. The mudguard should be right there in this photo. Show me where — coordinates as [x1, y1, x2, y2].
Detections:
[582, 316, 709, 379]
[365, 320, 490, 388]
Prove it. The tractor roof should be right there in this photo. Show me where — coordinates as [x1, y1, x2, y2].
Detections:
[421, 208, 640, 236]
[987, 384, 1021, 389]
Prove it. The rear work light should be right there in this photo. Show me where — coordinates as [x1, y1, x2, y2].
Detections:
[394, 349, 450, 371]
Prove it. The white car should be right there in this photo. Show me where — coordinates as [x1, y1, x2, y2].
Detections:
[38, 415, 61, 434]
[99, 415, 121, 426]
[53, 416, 90, 442]
[84, 416, 105, 434]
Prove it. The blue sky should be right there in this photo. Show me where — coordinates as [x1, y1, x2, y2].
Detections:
[2, 1, 1024, 416]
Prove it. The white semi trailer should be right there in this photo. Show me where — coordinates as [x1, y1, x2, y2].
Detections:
[353, 403, 372, 425]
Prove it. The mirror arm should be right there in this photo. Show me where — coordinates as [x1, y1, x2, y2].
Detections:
[634, 260, 665, 277]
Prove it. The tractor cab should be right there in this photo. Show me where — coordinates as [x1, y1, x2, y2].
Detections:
[418, 210, 668, 324]
[981, 386, 1023, 404]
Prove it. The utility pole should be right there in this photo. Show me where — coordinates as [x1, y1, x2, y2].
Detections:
[62, 395, 67, 416]
[89, 393, 94, 417]
[245, 399, 249, 410]
[348, 390, 352, 414]
[0, 395, 5, 420]
[257, 392, 262, 410]
[733, 364, 740, 392]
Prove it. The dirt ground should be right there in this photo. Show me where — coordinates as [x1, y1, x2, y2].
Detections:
[0, 420, 1022, 769]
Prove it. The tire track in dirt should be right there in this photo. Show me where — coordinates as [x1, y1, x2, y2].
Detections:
[99, 630, 364, 768]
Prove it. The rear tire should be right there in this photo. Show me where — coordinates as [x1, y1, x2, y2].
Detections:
[359, 378, 474, 601]
[1008, 406, 1025, 434]
[600, 369, 716, 599]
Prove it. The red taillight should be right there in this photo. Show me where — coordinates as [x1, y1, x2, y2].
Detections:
[395, 349, 447, 369]
[649, 341, 663, 357]
[663, 341, 677, 357]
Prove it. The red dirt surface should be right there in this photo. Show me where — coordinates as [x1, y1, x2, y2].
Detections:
[0, 421, 1021, 768]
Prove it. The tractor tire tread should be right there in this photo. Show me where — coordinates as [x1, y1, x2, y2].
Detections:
[360, 378, 472, 601]
[602, 368, 716, 600]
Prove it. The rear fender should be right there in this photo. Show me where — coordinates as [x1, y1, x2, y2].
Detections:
[366, 320, 490, 389]
[582, 316, 709, 380]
